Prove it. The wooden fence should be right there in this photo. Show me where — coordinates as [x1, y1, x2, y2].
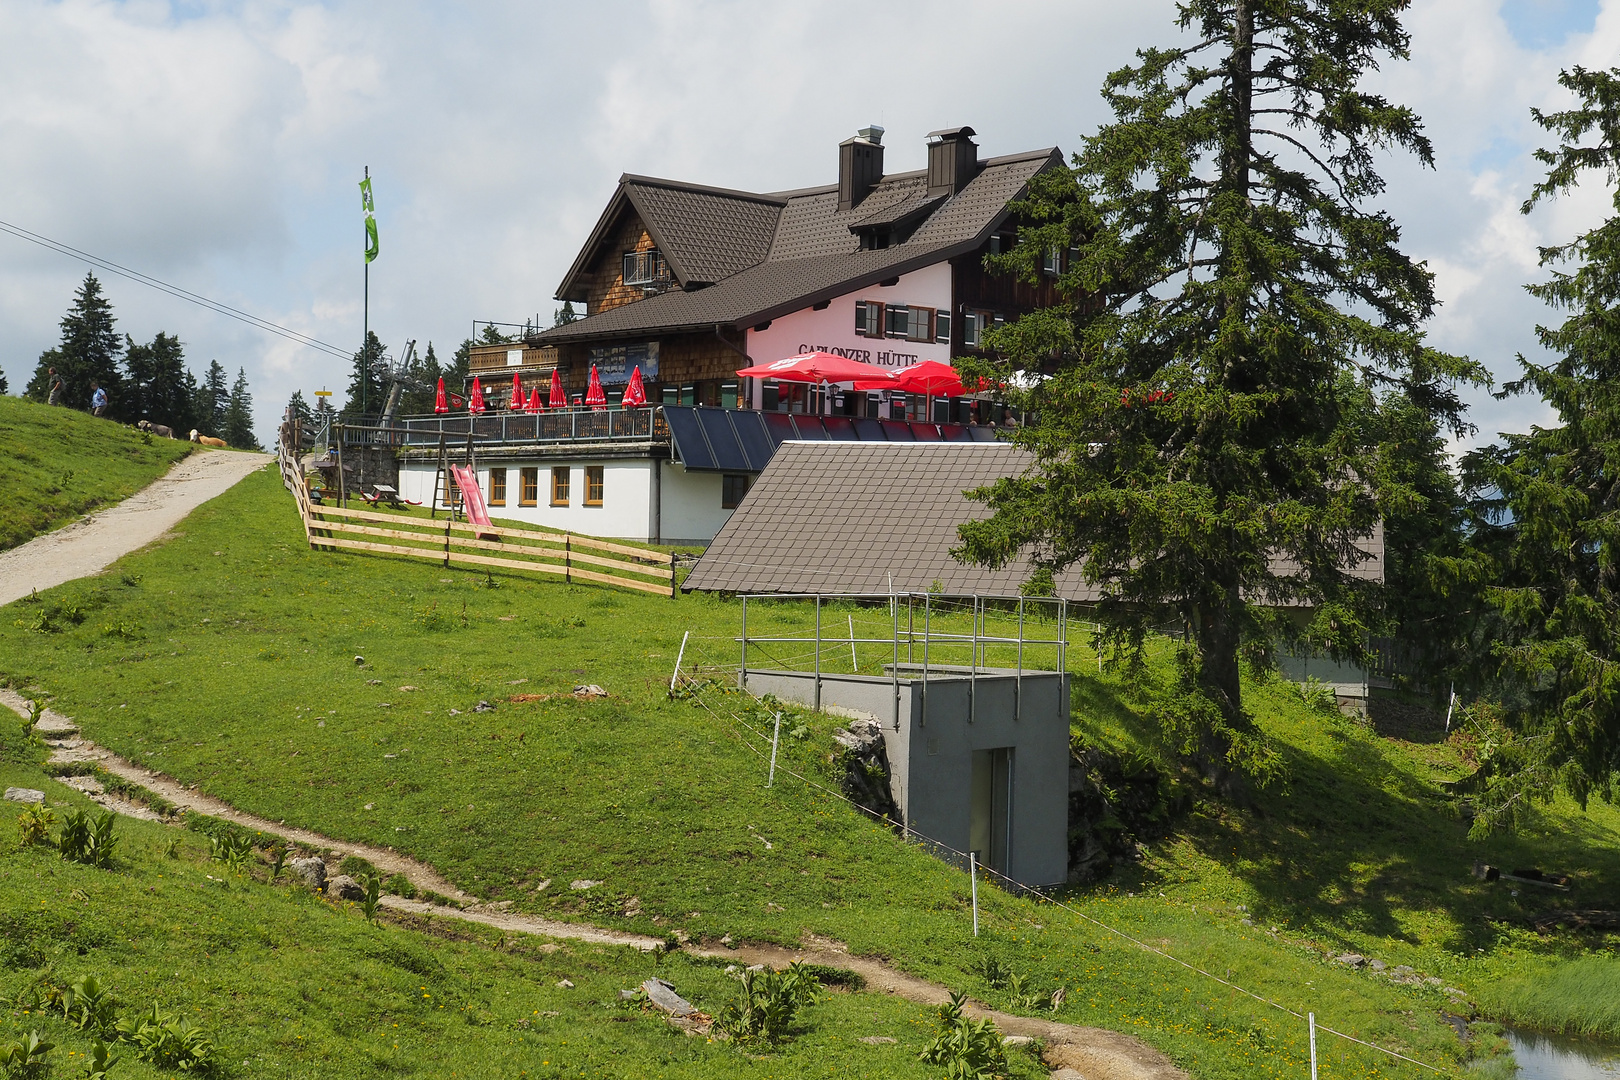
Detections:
[275, 419, 677, 597]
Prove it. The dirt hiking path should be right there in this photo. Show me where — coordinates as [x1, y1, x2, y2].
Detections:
[0, 447, 271, 607]
[3, 702, 1187, 1080]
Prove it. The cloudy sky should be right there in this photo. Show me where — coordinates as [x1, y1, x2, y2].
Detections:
[0, 0, 1610, 446]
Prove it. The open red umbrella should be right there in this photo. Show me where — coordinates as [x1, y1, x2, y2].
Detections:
[585, 364, 607, 410]
[735, 351, 897, 385]
[621, 365, 647, 407]
[433, 377, 448, 414]
[528, 387, 543, 412]
[509, 372, 525, 411]
[469, 376, 486, 414]
[548, 368, 567, 409]
[854, 360, 967, 396]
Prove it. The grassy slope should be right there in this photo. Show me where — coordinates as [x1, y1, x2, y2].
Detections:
[4, 466, 1619, 1073]
[0, 396, 191, 552]
[1, 743, 1020, 1079]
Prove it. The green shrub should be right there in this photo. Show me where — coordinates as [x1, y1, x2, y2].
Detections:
[60, 973, 119, 1037]
[17, 805, 55, 847]
[714, 962, 821, 1046]
[117, 1003, 218, 1073]
[0, 1030, 53, 1079]
[919, 991, 1008, 1079]
[209, 829, 255, 874]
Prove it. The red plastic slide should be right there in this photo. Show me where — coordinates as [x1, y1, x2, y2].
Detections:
[450, 465, 496, 535]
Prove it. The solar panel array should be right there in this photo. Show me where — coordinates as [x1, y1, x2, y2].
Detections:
[661, 406, 995, 473]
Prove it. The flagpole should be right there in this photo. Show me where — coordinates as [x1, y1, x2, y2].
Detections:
[363, 164, 369, 421]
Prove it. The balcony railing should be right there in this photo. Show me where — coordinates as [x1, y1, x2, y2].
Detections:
[337, 407, 668, 448]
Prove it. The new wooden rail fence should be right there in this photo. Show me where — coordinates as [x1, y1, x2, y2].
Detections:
[275, 420, 678, 597]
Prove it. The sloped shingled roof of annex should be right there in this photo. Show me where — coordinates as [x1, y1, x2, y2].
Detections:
[536, 148, 1061, 345]
[683, 441, 1386, 602]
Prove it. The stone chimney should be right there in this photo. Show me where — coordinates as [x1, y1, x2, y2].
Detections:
[926, 126, 978, 196]
[838, 125, 885, 212]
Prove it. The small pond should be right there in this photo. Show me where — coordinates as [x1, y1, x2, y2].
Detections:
[1507, 1027, 1620, 1079]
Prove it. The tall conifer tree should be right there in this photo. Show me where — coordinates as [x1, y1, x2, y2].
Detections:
[345, 331, 387, 419]
[222, 367, 258, 449]
[1461, 67, 1620, 829]
[123, 332, 190, 429]
[955, 0, 1483, 786]
[25, 273, 124, 412]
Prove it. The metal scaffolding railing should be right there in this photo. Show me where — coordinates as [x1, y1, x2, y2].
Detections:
[736, 592, 1068, 725]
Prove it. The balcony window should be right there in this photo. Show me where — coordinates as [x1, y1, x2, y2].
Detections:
[488, 467, 506, 507]
[584, 466, 604, 507]
[906, 307, 934, 343]
[550, 466, 570, 506]
[621, 249, 669, 287]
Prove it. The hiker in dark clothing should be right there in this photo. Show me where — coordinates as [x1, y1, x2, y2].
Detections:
[47, 368, 63, 406]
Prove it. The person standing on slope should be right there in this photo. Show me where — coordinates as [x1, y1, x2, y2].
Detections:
[90, 382, 108, 418]
[47, 368, 63, 406]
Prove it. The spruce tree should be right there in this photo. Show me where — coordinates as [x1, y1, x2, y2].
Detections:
[286, 390, 314, 430]
[191, 360, 229, 438]
[122, 332, 189, 429]
[1460, 66, 1620, 829]
[25, 273, 123, 412]
[954, 0, 1484, 787]
[222, 367, 258, 449]
[345, 331, 387, 420]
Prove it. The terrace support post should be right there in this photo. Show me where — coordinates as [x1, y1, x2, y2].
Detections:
[921, 594, 930, 727]
[814, 595, 822, 712]
[892, 594, 900, 732]
[740, 595, 748, 691]
[970, 595, 978, 724]
[1016, 597, 1024, 722]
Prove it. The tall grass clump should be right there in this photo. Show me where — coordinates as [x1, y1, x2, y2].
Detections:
[1480, 955, 1620, 1037]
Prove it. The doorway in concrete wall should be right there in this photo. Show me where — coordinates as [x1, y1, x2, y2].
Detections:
[970, 747, 1013, 876]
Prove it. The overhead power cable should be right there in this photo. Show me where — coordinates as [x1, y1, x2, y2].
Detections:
[0, 217, 352, 360]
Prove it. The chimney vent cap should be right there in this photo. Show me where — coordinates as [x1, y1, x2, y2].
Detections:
[926, 125, 977, 143]
[858, 125, 885, 144]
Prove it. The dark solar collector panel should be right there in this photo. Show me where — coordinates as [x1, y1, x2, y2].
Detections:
[761, 412, 799, 447]
[910, 423, 943, 441]
[662, 407, 716, 470]
[729, 411, 776, 471]
[821, 416, 858, 440]
[879, 420, 915, 441]
[851, 417, 885, 441]
[697, 408, 749, 471]
[788, 415, 829, 439]
[939, 424, 971, 441]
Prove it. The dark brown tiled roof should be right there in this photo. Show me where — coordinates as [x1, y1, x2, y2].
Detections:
[538, 148, 1061, 345]
[683, 441, 1385, 602]
[624, 179, 783, 286]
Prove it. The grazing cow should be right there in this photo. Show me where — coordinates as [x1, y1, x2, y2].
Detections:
[136, 420, 176, 439]
[189, 429, 229, 448]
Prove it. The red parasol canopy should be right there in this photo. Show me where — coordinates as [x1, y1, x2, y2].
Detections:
[855, 360, 968, 397]
[469, 376, 486, 415]
[735, 351, 897, 385]
[548, 369, 567, 409]
[433, 376, 448, 414]
[509, 372, 525, 410]
[585, 364, 607, 411]
[621, 365, 647, 407]
[528, 387, 543, 412]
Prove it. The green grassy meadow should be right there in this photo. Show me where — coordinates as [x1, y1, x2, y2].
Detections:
[0, 395, 191, 551]
[4, 461, 1620, 1076]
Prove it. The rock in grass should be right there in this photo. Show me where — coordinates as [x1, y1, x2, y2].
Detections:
[1334, 954, 1366, 968]
[573, 685, 608, 698]
[4, 788, 45, 804]
[570, 879, 602, 891]
[290, 857, 327, 892]
[327, 874, 366, 901]
[641, 978, 696, 1017]
[859, 1036, 897, 1045]
[473, 700, 496, 713]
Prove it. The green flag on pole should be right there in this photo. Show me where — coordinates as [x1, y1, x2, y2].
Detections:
[360, 175, 379, 263]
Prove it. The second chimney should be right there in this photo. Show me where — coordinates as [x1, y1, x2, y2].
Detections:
[838, 125, 885, 211]
[927, 126, 978, 196]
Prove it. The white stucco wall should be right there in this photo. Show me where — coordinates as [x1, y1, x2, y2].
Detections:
[745, 262, 954, 385]
[396, 457, 737, 546]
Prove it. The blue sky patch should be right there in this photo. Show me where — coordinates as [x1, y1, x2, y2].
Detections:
[1500, 0, 1601, 50]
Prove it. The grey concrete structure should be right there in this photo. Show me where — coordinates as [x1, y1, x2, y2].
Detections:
[744, 665, 1069, 888]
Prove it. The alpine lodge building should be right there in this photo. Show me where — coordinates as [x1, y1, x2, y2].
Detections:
[394, 124, 1070, 545]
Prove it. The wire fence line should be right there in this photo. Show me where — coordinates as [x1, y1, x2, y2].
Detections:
[671, 647, 1456, 1077]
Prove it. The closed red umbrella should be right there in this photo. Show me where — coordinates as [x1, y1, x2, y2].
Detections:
[621, 365, 647, 407]
[528, 387, 543, 412]
[854, 360, 966, 396]
[469, 376, 486, 414]
[433, 377, 448, 414]
[509, 372, 525, 410]
[735, 350, 897, 385]
[585, 364, 607, 410]
[548, 369, 567, 409]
